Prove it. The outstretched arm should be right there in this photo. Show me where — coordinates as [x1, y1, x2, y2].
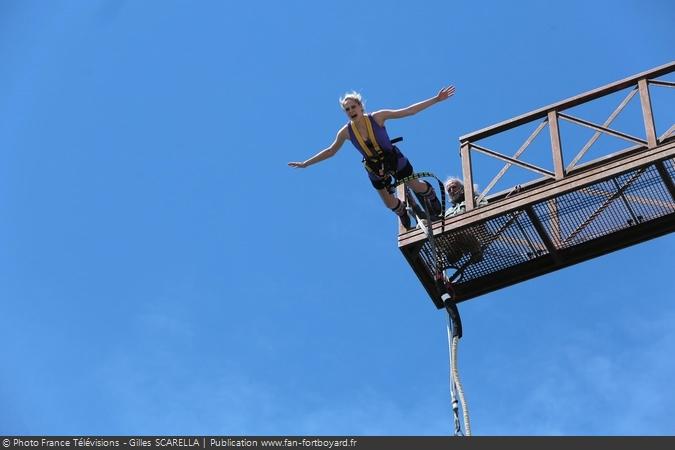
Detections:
[373, 85, 455, 123]
[288, 126, 348, 169]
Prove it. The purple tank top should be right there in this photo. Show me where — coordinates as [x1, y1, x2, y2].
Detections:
[347, 114, 394, 159]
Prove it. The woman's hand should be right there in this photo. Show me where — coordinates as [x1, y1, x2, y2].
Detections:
[436, 85, 456, 102]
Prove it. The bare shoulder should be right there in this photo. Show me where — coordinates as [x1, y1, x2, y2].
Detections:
[337, 124, 350, 140]
[371, 109, 391, 126]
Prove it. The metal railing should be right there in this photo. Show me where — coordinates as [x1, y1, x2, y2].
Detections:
[458, 61, 675, 211]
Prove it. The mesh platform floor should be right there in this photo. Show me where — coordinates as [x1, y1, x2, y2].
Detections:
[416, 158, 675, 293]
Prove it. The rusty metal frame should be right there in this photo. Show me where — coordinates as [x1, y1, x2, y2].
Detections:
[399, 139, 675, 249]
[457, 61, 675, 213]
[400, 147, 675, 305]
[399, 62, 675, 306]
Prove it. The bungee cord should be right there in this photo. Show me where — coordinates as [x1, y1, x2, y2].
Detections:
[447, 316, 470, 436]
[397, 171, 471, 437]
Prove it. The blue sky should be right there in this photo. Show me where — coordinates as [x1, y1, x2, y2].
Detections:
[1, 0, 674, 436]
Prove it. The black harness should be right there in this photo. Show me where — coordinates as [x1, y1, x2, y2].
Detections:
[362, 137, 403, 192]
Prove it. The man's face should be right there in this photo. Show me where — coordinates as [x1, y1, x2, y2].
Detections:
[447, 181, 464, 203]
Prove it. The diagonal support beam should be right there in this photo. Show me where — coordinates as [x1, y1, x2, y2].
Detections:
[525, 206, 561, 263]
[648, 79, 675, 88]
[567, 88, 638, 171]
[582, 185, 675, 210]
[660, 124, 675, 141]
[563, 167, 647, 245]
[655, 160, 675, 203]
[470, 143, 555, 178]
[477, 120, 548, 204]
[558, 112, 648, 146]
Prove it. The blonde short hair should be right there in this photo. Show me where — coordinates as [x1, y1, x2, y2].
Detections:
[339, 91, 364, 108]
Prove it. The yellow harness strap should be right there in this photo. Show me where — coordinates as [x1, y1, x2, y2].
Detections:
[350, 115, 383, 159]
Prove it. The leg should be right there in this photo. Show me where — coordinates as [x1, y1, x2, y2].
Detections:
[393, 156, 442, 219]
[407, 179, 442, 219]
[406, 178, 428, 194]
[376, 187, 411, 229]
[377, 187, 399, 209]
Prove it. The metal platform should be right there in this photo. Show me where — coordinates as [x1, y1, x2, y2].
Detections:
[399, 62, 675, 308]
